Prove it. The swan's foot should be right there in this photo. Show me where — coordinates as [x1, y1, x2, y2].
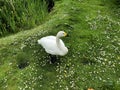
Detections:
[49, 54, 57, 63]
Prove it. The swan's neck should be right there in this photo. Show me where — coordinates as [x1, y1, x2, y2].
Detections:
[56, 37, 65, 52]
[56, 37, 68, 55]
[56, 37, 61, 48]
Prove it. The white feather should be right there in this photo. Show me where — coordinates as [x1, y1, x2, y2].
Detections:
[38, 31, 68, 56]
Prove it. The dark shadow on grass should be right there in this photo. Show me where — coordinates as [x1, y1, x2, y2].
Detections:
[16, 52, 30, 69]
[81, 57, 96, 65]
[18, 62, 29, 69]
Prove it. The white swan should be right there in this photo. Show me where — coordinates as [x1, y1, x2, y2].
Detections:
[38, 31, 68, 56]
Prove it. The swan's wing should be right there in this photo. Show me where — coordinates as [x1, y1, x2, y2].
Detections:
[38, 36, 59, 55]
[44, 36, 65, 46]
[38, 36, 65, 46]
[45, 36, 56, 40]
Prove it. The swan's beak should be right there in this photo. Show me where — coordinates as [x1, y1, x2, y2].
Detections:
[64, 32, 67, 37]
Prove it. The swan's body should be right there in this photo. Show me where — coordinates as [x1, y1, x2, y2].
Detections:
[38, 31, 68, 56]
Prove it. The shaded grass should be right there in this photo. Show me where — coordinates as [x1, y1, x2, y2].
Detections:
[0, 0, 120, 90]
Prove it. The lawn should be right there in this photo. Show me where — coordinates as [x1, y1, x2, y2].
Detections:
[0, 0, 120, 90]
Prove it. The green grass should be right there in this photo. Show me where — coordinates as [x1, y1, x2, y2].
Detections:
[0, 0, 48, 37]
[0, 0, 120, 90]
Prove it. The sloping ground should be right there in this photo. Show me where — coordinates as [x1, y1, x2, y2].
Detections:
[0, 0, 120, 90]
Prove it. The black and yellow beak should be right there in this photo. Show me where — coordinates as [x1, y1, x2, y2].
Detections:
[64, 32, 67, 37]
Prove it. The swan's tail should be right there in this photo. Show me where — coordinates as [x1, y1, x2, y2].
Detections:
[37, 39, 41, 44]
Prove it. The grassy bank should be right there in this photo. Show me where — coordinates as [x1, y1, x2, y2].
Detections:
[0, 0, 48, 37]
[0, 0, 120, 90]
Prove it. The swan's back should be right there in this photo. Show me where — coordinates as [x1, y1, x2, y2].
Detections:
[38, 36, 55, 44]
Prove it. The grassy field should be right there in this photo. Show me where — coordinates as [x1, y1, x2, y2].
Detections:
[0, 0, 120, 90]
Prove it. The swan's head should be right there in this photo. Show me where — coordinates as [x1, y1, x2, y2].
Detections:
[57, 31, 67, 38]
